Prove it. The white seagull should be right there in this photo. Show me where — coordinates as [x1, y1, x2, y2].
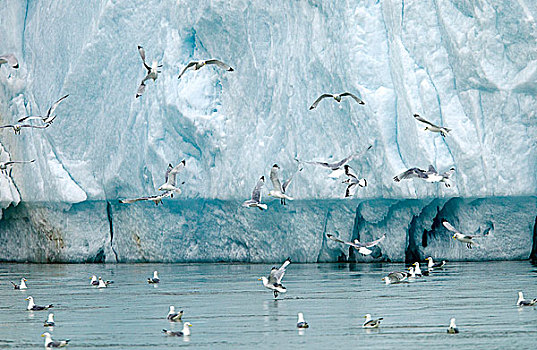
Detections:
[0, 159, 35, 176]
[148, 270, 160, 284]
[517, 291, 537, 307]
[44, 313, 55, 327]
[242, 176, 268, 210]
[442, 219, 478, 249]
[26, 296, 53, 311]
[158, 160, 186, 194]
[136, 46, 162, 98]
[412, 262, 426, 276]
[0, 53, 19, 69]
[381, 271, 408, 285]
[10, 277, 27, 290]
[0, 122, 49, 135]
[425, 257, 446, 269]
[18, 94, 69, 125]
[327, 233, 385, 256]
[258, 258, 291, 298]
[298, 145, 372, 179]
[413, 114, 451, 137]
[268, 164, 300, 205]
[163, 322, 192, 337]
[297, 312, 309, 328]
[178, 59, 234, 79]
[447, 318, 459, 334]
[119, 190, 173, 206]
[97, 277, 108, 288]
[342, 165, 367, 197]
[309, 92, 365, 110]
[41, 332, 70, 348]
[167, 306, 183, 321]
[393, 165, 455, 187]
[363, 314, 383, 328]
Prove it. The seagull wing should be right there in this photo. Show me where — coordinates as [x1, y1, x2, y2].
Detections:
[327, 233, 358, 247]
[427, 165, 437, 173]
[138, 46, 150, 71]
[166, 160, 186, 186]
[340, 92, 365, 105]
[393, 168, 427, 182]
[178, 61, 197, 79]
[413, 114, 440, 128]
[442, 220, 461, 234]
[20, 124, 49, 129]
[205, 59, 234, 71]
[0, 54, 19, 68]
[345, 183, 357, 198]
[282, 166, 301, 193]
[309, 94, 333, 110]
[136, 81, 146, 98]
[46, 94, 69, 119]
[0, 125, 15, 128]
[269, 258, 291, 284]
[344, 165, 358, 179]
[3, 160, 35, 166]
[17, 115, 43, 123]
[269, 165, 283, 192]
[333, 145, 373, 169]
[251, 176, 265, 202]
[356, 234, 386, 248]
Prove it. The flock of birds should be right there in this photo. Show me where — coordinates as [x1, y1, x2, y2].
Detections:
[0, 40, 531, 348]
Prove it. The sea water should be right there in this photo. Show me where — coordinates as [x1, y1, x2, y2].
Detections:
[1, 262, 536, 349]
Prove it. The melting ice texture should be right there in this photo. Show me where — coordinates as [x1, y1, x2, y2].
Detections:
[0, 1, 536, 262]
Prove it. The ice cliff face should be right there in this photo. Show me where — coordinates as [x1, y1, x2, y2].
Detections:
[0, 0, 536, 262]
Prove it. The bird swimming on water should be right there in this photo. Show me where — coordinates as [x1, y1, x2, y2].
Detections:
[148, 271, 160, 284]
[41, 332, 69, 348]
[26, 296, 53, 311]
[517, 291, 537, 307]
[10, 277, 27, 290]
[167, 306, 183, 321]
[297, 312, 309, 328]
[163, 322, 192, 337]
[44, 313, 55, 327]
[447, 318, 459, 334]
[425, 257, 446, 269]
[362, 314, 383, 328]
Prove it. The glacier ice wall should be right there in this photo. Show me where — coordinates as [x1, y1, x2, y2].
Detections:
[0, 0, 536, 262]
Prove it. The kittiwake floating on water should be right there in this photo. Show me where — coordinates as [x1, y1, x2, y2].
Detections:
[41, 332, 69, 348]
[407, 266, 416, 278]
[0, 122, 49, 135]
[297, 312, 309, 328]
[268, 164, 300, 205]
[425, 257, 446, 269]
[158, 160, 186, 194]
[0, 53, 19, 69]
[381, 271, 408, 285]
[119, 190, 173, 206]
[309, 92, 365, 110]
[167, 306, 183, 321]
[363, 314, 383, 328]
[442, 219, 478, 249]
[258, 258, 291, 298]
[297, 145, 372, 179]
[10, 277, 27, 290]
[44, 313, 55, 327]
[163, 322, 192, 337]
[242, 176, 268, 210]
[18, 94, 69, 125]
[178, 59, 234, 79]
[326, 233, 385, 256]
[26, 296, 53, 311]
[412, 262, 426, 276]
[148, 271, 160, 284]
[413, 114, 451, 137]
[136, 46, 162, 98]
[517, 291, 537, 307]
[342, 165, 367, 197]
[447, 318, 459, 334]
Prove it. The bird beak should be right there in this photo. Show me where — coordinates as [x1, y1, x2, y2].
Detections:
[25, 297, 29, 300]
[257, 278, 262, 281]
[23, 278, 27, 281]
[188, 324, 193, 327]
[41, 334, 45, 337]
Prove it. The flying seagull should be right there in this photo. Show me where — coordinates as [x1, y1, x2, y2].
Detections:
[297, 313, 309, 328]
[158, 160, 185, 194]
[44, 313, 55, 327]
[309, 92, 365, 110]
[381, 271, 408, 285]
[442, 219, 477, 249]
[0, 123, 49, 135]
[25, 296, 53, 311]
[0, 159, 35, 176]
[119, 190, 173, 206]
[517, 291, 537, 307]
[18, 95, 69, 125]
[363, 314, 383, 328]
[447, 318, 459, 334]
[298, 145, 372, 179]
[10, 277, 27, 290]
[258, 258, 291, 298]
[167, 306, 183, 321]
[163, 322, 192, 337]
[393, 165, 455, 187]
[148, 270, 160, 284]
[268, 164, 300, 205]
[342, 165, 367, 197]
[242, 176, 268, 210]
[0, 54, 19, 69]
[41, 332, 69, 348]
[327, 233, 385, 256]
[413, 114, 451, 137]
[178, 59, 234, 79]
[136, 46, 162, 98]
[425, 257, 446, 269]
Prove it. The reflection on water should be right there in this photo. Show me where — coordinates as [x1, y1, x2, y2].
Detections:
[1, 261, 537, 349]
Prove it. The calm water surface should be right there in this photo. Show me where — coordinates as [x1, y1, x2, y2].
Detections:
[1, 262, 536, 349]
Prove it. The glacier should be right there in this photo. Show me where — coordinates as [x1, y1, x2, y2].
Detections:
[0, 0, 536, 262]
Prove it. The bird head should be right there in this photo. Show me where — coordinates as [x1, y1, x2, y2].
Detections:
[41, 332, 51, 338]
[185, 322, 193, 327]
[452, 234, 457, 239]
